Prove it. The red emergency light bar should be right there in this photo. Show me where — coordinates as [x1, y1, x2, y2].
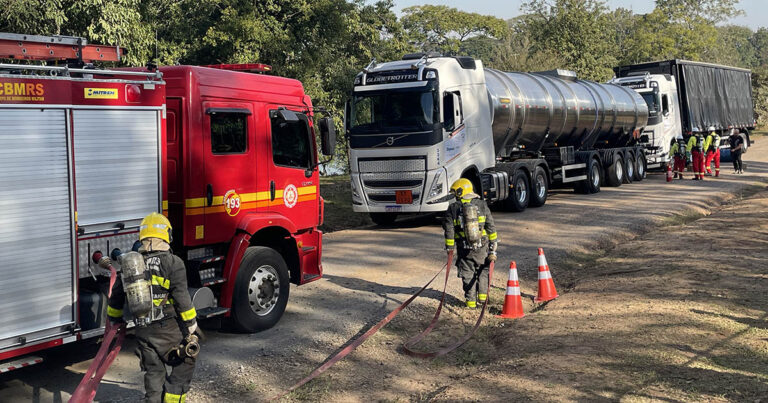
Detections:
[202, 63, 272, 73]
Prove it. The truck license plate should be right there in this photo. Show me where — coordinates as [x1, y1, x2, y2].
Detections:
[385, 205, 403, 212]
[395, 190, 413, 204]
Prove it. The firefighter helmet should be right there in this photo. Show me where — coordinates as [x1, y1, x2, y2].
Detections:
[450, 178, 474, 198]
[139, 212, 172, 243]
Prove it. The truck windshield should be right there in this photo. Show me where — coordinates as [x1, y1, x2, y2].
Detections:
[349, 88, 438, 133]
[641, 92, 660, 117]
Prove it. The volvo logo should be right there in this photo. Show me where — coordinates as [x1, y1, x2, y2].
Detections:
[386, 137, 394, 146]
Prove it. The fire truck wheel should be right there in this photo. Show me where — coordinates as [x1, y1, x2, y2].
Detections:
[370, 213, 397, 226]
[231, 246, 290, 332]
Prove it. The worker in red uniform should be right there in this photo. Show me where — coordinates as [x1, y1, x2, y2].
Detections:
[703, 127, 721, 177]
[443, 179, 498, 308]
[108, 213, 198, 403]
[669, 137, 687, 179]
[687, 132, 705, 180]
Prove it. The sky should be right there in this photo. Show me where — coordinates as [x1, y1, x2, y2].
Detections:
[393, 0, 766, 30]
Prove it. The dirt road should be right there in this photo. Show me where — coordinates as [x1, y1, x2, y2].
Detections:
[2, 141, 767, 402]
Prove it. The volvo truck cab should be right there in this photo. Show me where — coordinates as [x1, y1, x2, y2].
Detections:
[346, 55, 494, 224]
[610, 73, 682, 169]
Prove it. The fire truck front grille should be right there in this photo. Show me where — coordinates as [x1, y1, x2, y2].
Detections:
[358, 157, 426, 173]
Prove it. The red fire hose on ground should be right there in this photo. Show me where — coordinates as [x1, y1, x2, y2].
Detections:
[272, 251, 495, 400]
[69, 260, 125, 403]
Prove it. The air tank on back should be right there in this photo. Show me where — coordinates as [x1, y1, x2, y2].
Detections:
[484, 68, 649, 158]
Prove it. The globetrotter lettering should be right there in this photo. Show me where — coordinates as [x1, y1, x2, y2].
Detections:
[0, 81, 45, 101]
[283, 184, 298, 208]
[223, 190, 241, 216]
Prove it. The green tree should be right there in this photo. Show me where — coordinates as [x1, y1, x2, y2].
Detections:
[0, 0, 66, 35]
[521, 0, 617, 81]
[401, 5, 508, 55]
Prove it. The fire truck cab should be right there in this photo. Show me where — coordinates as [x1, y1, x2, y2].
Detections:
[161, 64, 332, 332]
[0, 33, 334, 373]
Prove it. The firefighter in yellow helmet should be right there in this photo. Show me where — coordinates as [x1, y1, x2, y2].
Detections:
[107, 212, 198, 403]
[443, 178, 498, 308]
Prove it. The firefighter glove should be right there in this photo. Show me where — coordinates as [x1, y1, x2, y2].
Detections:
[488, 252, 497, 262]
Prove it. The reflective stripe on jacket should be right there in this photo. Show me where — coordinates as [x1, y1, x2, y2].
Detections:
[443, 195, 498, 249]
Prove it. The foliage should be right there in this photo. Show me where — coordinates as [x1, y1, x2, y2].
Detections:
[402, 5, 508, 55]
[753, 67, 768, 129]
[520, 0, 617, 81]
[0, 0, 765, 165]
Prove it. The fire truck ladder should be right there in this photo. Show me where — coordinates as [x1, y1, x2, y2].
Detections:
[0, 32, 124, 63]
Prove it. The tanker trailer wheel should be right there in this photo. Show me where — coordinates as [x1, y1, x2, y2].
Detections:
[634, 153, 646, 181]
[623, 153, 634, 184]
[504, 170, 530, 212]
[529, 166, 548, 207]
[605, 155, 624, 187]
[574, 157, 601, 194]
[370, 213, 397, 226]
[231, 246, 290, 332]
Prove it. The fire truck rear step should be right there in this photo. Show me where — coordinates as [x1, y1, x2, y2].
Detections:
[0, 356, 43, 374]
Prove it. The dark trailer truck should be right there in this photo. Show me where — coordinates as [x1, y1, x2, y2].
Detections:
[611, 59, 756, 167]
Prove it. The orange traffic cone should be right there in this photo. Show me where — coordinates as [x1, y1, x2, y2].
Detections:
[535, 248, 558, 302]
[497, 261, 525, 319]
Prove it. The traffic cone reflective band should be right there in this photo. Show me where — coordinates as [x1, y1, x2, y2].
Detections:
[497, 261, 525, 319]
[535, 248, 558, 302]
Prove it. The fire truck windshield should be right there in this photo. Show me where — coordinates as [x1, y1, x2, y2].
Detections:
[349, 88, 438, 134]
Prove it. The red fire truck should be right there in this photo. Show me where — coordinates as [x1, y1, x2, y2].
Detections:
[0, 33, 334, 373]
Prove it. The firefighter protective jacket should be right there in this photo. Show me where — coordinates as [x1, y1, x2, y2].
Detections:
[443, 195, 498, 250]
[687, 135, 704, 152]
[703, 133, 720, 153]
[107, 249, 197, 327]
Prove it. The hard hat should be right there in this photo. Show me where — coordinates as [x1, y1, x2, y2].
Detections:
[139, 212, 172, 243]
[707, 126, 716, 132]
[450, 178, 473, 198]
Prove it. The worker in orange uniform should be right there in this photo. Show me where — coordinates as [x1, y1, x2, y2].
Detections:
[108, 213, 199, 403]
[669, 137, 687, 179]
[443, 179, 498, 308]
[687, 132, 705, 180]
[703, 127, 721, 177]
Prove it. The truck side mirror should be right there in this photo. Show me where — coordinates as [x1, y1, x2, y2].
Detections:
[319, 117, 336, 156]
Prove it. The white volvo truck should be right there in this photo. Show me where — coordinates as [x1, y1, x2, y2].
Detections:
[346, 54, 649, 224]
[611, 59, 756, 168]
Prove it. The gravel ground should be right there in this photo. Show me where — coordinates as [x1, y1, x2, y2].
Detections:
[1, 140, 766, 402]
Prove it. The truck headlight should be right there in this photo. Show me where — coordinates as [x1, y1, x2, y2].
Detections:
[427, 170, 445, 200]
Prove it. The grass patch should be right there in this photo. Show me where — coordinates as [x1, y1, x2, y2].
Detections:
[286, 375, 332, 401]
[319, 175, 371, 232]
[661, 209, 707, 227]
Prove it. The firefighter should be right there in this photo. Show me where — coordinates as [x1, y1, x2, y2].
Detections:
[443, 178, 498, 308]
[669, 137, 687, 179]
[687, 132, 705, 180]
[107, 213, 198, 403]
[703, 127, 721, 177]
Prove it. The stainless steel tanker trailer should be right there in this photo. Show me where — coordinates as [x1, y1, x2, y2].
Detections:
[345, 54, 650, 223]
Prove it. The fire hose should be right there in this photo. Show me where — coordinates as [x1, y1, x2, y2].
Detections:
[272, 250, 495, 400]
[69, 256, 124, 403]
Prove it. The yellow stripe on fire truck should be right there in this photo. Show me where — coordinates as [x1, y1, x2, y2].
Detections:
[184, 186, 317, 215]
